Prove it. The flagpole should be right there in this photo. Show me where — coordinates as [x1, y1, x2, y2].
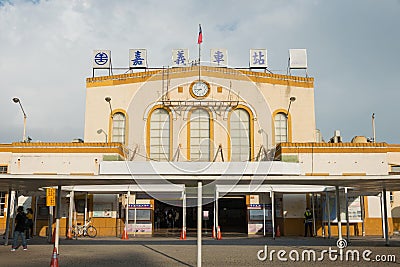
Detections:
[198, 40, 201, 81]
[198, 24, 202, 82]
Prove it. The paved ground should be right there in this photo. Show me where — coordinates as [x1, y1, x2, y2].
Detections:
[1, 235, 399, 266]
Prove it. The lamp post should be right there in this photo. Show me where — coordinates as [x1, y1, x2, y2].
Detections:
[105, 96, 113, 115]
[97, 129, 108, 143]
[286, 96, 296, 142]
[12, 97, 27, 142]
[105, 97, 113, 143]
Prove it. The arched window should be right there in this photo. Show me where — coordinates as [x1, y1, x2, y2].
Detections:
[230, 108, 250, 161]
[149, 108, 170, 161]
[274, 113, 287, 143]
[111, 112, 126, 144]
[190, 109, 210, 161]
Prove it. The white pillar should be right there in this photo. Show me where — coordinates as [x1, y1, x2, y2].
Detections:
[69, 191, 74, 239]
[215, 191, 219, 233]
[4, 189, 13, 245]
[11, 191, 17, 238]
[126, 191, 130, 235]
[335, 186, 342, 240]
[312, 193, 316, 237]
[382, 188, 389, 246]
[48, 206, 54, 243]
[134, 193, 137, 237]
[183, 189, 186, 234]
[345, 188, 350, 242]
[360, 195, 365, 236]
[326, 192, 331, 239]
[84, 192, 88, 223]
[55, 185, 61, 253]
[271, 191, 275, 239]
[197, 181, 202, 267]
[263, 201, 266, 237]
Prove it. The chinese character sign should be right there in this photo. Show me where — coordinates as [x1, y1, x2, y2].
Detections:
[250, 49, 267, 68]
[210, 48, 228, 67]
[46, 188, 56, 207]
[289, 49, 307, 69]
[129, 49, 147, 68]
[172, 49, 189, 67]
[93, 50, 111, 68]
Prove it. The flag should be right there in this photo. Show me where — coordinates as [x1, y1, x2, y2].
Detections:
[197, 24, 203, 44]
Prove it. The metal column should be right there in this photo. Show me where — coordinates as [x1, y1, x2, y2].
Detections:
[134, 193, 137, 237]
[271, 191, 275, 239]
[263, 201, 266, 237]
[126, 191, 130, 236]
[312, 193, 316, 237]
[55, 185, 61, 253]
[84, 192, 88, 223]
[382, 188, 389, 246]
[197, 181, 202, 267]
[360, 195, 365, 236]
[215, 191, 219, 236]
[69, 191, 74, 239]
[183, 189, 186, 236]
[345, 188, 350, 243]
[4, 189, 13, 246]
[326, 192, 331, 238]
[335, 186, 342, 240]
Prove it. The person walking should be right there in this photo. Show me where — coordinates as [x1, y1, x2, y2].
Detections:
[11, 206, 28, 251]
[304, 207, 313, 237]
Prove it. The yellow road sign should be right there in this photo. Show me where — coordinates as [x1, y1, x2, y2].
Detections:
[46, 188, 56, 206]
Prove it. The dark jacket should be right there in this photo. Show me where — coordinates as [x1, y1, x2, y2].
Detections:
[15, 212, 26, 232]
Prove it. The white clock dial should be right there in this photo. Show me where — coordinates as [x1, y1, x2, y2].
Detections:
[192, 81, 209, 97]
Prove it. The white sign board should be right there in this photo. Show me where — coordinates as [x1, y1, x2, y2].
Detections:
[172, 49, 189, 67]
[210, 48, 228, 67]
[93, 50, 111, 68]
[129, 49, 147, 68]
[289, 49, 307, 69]
[250, 49, 267, 68]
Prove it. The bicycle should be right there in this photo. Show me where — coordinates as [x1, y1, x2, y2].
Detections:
[72, 217, 97, 238]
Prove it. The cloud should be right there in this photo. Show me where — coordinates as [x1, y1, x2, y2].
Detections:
[0, 0, 399, 143]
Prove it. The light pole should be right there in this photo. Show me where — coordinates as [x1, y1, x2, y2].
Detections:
[97, 129, 108, 143]
[12, 97, 27, 142]
[105, 96, 113, 115]
[105, 97, 113, 143]
[286, 96, 296, 142]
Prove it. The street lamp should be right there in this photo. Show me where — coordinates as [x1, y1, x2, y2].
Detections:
[105, 96, 113, 115]
[97, 129, 108, 143]
[286, 96, 296, 143]
[12, 97, 27, 142]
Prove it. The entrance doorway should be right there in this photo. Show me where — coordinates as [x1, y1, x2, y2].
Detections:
[154, 200, 182, 231]
[218, 196, 247, 233]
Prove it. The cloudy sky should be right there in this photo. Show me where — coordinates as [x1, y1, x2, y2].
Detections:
[1, 0, 399, 144]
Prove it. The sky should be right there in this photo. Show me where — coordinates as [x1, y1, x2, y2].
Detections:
[1, 0, 399, 144]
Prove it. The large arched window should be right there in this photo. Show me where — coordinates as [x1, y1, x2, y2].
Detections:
[149, 108, 170, 161]
[274, 113, 287, 143]
[190, 108, 210, 161]
[230, 108, 251, 161]
[111, 112, 126, 144]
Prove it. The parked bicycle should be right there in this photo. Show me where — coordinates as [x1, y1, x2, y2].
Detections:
[72, 217, 97, 238]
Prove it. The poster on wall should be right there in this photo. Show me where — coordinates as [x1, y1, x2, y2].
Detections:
[93, 203, 113, 218]
[127, 223, 152, 233]
[248, 222, 273, 234]
[323, 195, 362, 223]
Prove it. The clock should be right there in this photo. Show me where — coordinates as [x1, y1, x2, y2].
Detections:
[189, 80, 210, 99]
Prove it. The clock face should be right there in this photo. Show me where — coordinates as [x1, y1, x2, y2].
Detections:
[190, 80, 210, 98]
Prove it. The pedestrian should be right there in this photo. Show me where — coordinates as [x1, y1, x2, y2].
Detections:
[11, 206, 28, 251]
[25, 208, 34, 239]
[304, 207, 313, 237]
